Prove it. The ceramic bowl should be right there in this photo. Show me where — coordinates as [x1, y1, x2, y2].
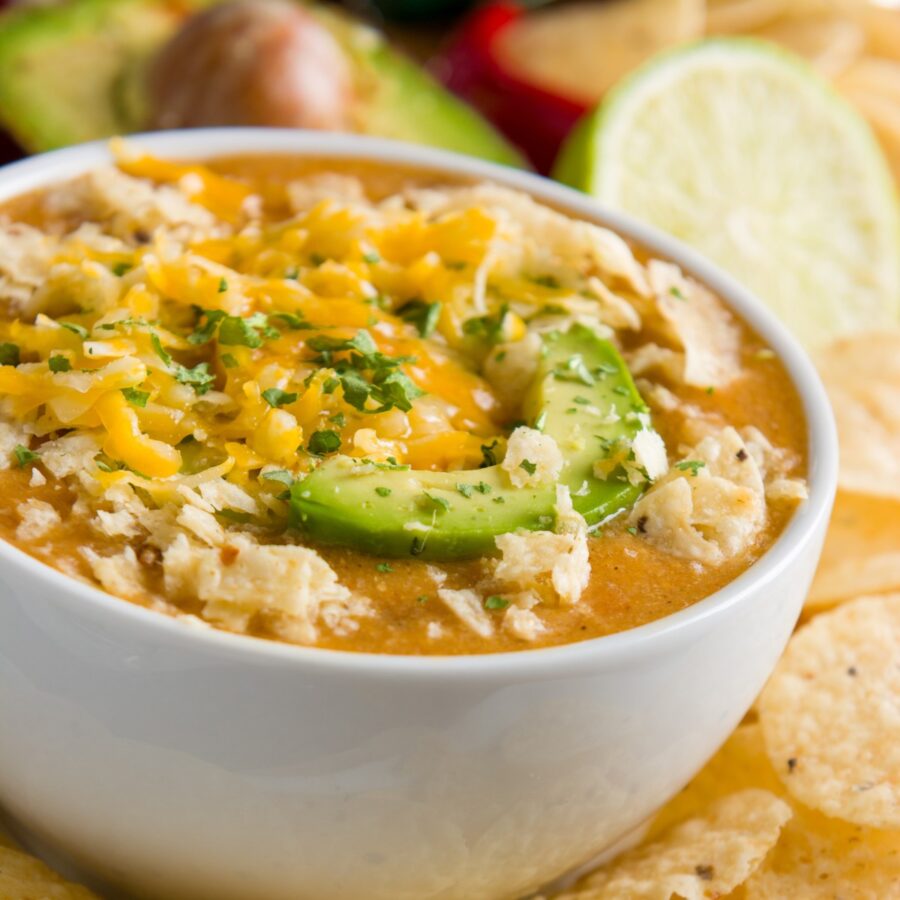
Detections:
[0, 129, 837, 900]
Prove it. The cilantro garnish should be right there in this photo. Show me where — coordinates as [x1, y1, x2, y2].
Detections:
[474, 481, 492, 494]
[519, 459, 538, 476]
[676, 460, 706, 477]
[398, 300, 442, 338]
[48, 355, 70, 373]
[462, 304, 509, 344]
[484, 595, 509, 610]
[0, 343, 19, 367]
[529, 274, 559, 289]
[121, 387, 150, 408]
[376, 562, 393, 573]
[151, 333, 215, 394]
[13, 445, 39, 467]
[217, 277, 228, 293]
[60, 322, 89, 340]
[480, 440, 499, 468]
[375, 486, 392, 497]
[261, 388, 298, 408]
[456, 483, 474, 498]
[221, 353, 239, 369]
[362, 251, 381, 264]
[269, 311, 312, 330]
[421, 492, 451, 513]
[307, 429, 341, 455]
[305, 330, 424, 414]
[553, 354, 595, 386]
[112, 261, 132, 277]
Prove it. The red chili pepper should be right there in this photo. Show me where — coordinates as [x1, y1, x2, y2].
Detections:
[431, 0, 590, 173]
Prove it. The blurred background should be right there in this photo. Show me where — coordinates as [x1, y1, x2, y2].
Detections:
[0, 0, 898, 176]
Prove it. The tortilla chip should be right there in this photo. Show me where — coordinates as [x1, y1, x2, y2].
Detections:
[758, 594, 900, 829]
[744, 805, 900, 899]
[705, 0, 787, 34]
[0, 845, 99, 899]
[807, 491, 900, 612]
[557, 789, 790, 900]
[816, 332, 900, 501]
[754, 13, 864, 77]
[645, 724, 784, 841]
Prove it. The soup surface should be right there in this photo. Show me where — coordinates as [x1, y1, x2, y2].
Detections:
[0, 148, 807, 654]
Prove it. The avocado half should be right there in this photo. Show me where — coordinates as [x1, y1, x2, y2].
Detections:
[0, 0, 525, 166]
[291, 326, 651, 559]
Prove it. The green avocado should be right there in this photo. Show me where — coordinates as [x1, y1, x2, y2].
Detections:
[0, 0, 524, 167]
[290, 326, 652, 559]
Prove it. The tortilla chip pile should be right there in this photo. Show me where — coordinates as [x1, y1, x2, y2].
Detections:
[550, 331, 900, 899]
[1, 333, 899, 897]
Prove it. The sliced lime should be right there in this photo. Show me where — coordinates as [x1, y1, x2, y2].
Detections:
[555, 38, 900, 348]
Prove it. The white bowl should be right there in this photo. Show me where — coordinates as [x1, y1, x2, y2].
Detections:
[0, 129, 836, 900]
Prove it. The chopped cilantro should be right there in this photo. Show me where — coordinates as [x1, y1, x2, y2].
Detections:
[530, 274, 559, 289]
[217, 277, 228, 293]
[221, 353, 239, 369]
[260, 469, 294, 486]
[553, 354, 595, 386]
[480, 440, 499, 468]
[376, 562, 393, 573]
[0, 343, 19, 367]
[574, 395, 590, 405]
[362, 251, 381, 264]
[262, 388, 298, 408]
[484, 595, 509, 610]
[462, 304, 509, 344]
[48, 354, 70, 373]
[519, 459, 537, 476]
[269, 311, 311, 330]
[626, 526, 638, 536]
[421, 492, 451, 513]
[179, 364, 215, 394]
[398, 300, 441, 338]
[121, 387, 150, 407]
[307, 430, 341, 455]
[492, 496, 506, 504]
[94, 453, 124, 473]
[456, 483, 474, 498]
[322, 376, 340, 394]
[474, 481, 492, 494]
[676, 460, 706, 477]
[670, 286, 687, 301]
[60, 321, 89, 340]
[150, 333, 172, 365]
[416, 594, 429, 603]
[613, 385, 629, 396]
[494, 350, 507, 363]
[13, 445, 39, 467]
[309, 252, 325, 267]
[112, 261, 132, 277]
[445, 260, 467, 271]
[375, 486, 392, 497]
[706, 386, 715, 395]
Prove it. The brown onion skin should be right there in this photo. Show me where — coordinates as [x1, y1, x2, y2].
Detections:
[148, 0, 354, 132]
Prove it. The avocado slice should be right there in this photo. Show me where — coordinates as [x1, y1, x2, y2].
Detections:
[290, 326, 652, 560]
[0, 0, 524, 166]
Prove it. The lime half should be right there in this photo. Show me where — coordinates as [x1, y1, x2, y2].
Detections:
[554, 38, 900, 348]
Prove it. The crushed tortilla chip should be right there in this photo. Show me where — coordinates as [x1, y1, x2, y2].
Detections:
[758, 593, 900, 829]
[807, 491, 900, 612]
[744, 805, 900, 899]
[0, 845, 99, 899]
[817, 332, 900, 500]
[557, 790, 790, 900]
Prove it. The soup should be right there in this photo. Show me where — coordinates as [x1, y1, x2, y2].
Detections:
[0, 147, 807, 654]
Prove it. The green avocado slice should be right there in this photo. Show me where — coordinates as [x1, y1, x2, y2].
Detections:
[0, 0, 525, 167]
[290, 326, 653, 560]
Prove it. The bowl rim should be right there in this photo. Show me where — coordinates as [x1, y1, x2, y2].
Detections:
[0, 127, 838, 676]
